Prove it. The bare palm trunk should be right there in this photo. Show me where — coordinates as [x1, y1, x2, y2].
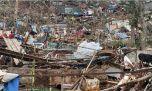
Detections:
[14, 0, 19, 32]
[131, 27, 135, 47]
[140, 1, 147, 49]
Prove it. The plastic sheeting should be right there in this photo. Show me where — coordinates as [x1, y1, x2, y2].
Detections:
[115, 32, 128, 39]
[124, 56, 134, 69]
[4, 76, 20, 91]
[2, 73, 19, 83]
[31, 24, 37, 33]
[0, 70, 19, 91]
[74, 41, 102, 59]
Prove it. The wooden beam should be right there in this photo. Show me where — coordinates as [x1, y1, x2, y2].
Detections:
[7, 67, 152, 86]
[0, 47, 55, 62]
[7, 67, 152, 77]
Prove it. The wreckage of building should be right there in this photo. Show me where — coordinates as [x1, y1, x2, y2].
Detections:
[0, 29, 152, 91]
[0, 0, 152, 91]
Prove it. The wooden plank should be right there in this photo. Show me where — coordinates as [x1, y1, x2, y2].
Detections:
[5, 37, 18, 51]
[12, 38, 22, 51]
[3, 37, 13, 50]
[5, 31, 19, 52]
[4, 31, 20, 64]
[2, 31, 25, 64]
[4, 37, 19, 64]
[5, 31, 24, 53]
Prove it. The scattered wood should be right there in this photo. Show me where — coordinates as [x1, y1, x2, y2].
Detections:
[101, 73, 152, 91]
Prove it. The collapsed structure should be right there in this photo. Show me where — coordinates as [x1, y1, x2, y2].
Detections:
[0, 28, 151, 91]
[0, 0, 151, 91]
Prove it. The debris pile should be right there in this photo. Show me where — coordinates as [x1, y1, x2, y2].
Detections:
[0, 0, 151, 91]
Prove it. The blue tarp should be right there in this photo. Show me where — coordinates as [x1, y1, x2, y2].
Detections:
[4, 76, 20, 91]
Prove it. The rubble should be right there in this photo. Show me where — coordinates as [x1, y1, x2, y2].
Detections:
[0, 0, 151, 91]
